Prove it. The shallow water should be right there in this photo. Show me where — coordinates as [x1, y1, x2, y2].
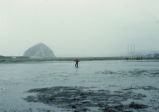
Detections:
[0, 60, 159, 112]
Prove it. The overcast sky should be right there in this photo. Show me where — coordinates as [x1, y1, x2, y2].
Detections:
[0, 0, 159, 57]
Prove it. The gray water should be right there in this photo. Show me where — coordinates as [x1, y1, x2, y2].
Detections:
[0, 60, 159, 112]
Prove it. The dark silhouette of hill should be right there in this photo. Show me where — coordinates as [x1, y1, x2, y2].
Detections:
[23, 43, 56, 58]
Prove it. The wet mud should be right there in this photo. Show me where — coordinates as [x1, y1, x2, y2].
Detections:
[96, 69, 159, 77]
[24, 86, 149, 112]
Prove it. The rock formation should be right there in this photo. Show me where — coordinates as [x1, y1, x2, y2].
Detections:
[23, 43, 56, 58]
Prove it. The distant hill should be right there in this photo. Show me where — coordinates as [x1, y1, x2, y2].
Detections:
[0, 55, 4, 58]
[0, 55, 13, 60]
[153, 53, 159, 57]
[23, 43, 56, 58]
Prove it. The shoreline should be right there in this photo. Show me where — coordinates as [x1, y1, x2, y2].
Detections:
[1, 56, 159, 63]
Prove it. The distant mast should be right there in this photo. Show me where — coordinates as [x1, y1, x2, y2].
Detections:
[127, 44, 136, 59]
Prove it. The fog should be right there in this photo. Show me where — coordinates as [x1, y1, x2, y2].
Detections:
[0, 0, 159, 57]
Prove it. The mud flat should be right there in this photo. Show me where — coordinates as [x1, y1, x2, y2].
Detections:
[1, 61, 159, 112]
[24, 86, 150, 112]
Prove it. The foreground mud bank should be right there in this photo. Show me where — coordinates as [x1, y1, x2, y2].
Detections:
[23, 86, 155, 112]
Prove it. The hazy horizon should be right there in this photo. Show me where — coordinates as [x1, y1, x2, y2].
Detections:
[0, 0, 159, 57]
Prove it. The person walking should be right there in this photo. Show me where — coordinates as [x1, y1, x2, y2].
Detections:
[74, 59, 79, 68]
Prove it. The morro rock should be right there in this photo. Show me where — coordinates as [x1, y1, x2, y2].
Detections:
[23, 43, 56, 58]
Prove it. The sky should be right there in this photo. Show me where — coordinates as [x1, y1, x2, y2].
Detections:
[0, 0, 159, 57]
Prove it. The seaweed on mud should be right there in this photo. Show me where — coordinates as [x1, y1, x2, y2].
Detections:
[0, 108, 55, 112]
[96, 69, 159, 77]
[129, 102, 148, 109]
[123, 86, 159, 91]
[24, 86, 148, 112]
